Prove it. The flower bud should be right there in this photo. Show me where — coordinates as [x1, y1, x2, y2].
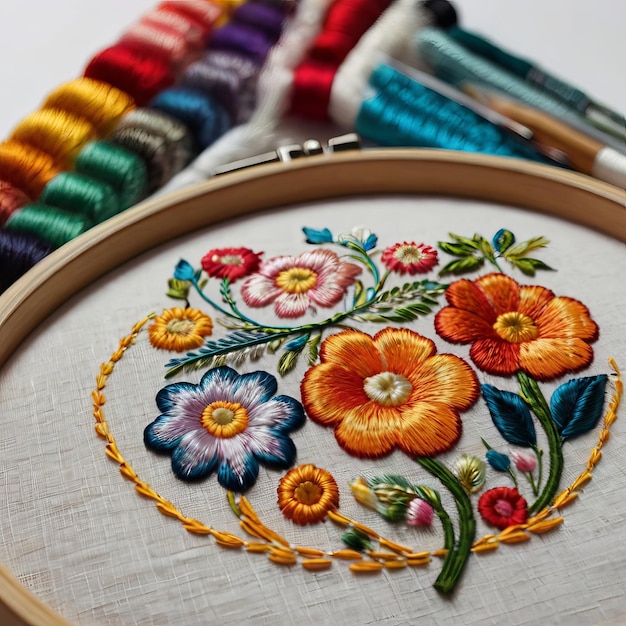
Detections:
[406, 498, 434, 527]
[510, 450, 537, 472]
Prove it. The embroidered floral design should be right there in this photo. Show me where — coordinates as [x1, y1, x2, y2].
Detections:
[434, 273, 598, 380]
[201, 246, 263, 282]
[240, 249, 361, 318]
[478, 486, 529, 530]
[277, 464, 339, 525]
[148, 307, 213, 352]
[144, 366, 305, 491]
[300, 327, 479, 458]
[381, 242, 438, 275]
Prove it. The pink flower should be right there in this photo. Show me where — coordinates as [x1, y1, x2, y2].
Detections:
[510, 450, 537, 473]
[240, 249, 361, 318]
[381, 242, 438, 275]
[201, 247, 263, 282]
[406, 498, 434, 527]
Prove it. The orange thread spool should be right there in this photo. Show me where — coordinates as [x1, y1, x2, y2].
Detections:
[0, 141, 61, 199]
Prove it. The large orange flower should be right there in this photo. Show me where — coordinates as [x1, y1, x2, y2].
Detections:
[434, 274, 598, 380]
[300, 328, 479, 459]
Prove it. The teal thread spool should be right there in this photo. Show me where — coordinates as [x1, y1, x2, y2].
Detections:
[356, 64, 549, 161]
[5, 204, 90, 249]
[41, 172, 120, 225]
[76, 141, 148, 209]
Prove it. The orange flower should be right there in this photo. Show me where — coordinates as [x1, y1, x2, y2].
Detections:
[277, 464, 340, 525]
[148, 307, 213, 352]
[434, 274, 598, 380]
[300, 328, 479, 458]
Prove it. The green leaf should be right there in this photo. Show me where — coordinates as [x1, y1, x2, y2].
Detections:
[505, 236, 550, 258]
[438, 241, 476, 257]
[438, 256, 485, 276]
[448, 233, 481, 248]
[278, 349, 300, 377]
[307, 334, 322, 365]
[166, 278, 191, 300]
[510, 257, 554, 276]
[478, 237, 497, 264]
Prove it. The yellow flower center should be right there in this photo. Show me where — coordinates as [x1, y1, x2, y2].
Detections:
[165, 318, 196, 336]
[294, 480, 323, 505]
[200, 401, 248, 438]
[363, 372, 413, 406]
[275, 267, 318, 294]
[395, 245, 422, 264]
[214, 254, 242, 266]
[493, 312, 539, 343]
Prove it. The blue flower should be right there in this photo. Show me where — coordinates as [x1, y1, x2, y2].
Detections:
[485, 449, 511, 472]
[144, 366, 305, 491]
[173, 259, 195, 281]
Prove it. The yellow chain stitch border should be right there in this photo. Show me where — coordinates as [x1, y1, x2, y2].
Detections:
[91, 320, 623, 572]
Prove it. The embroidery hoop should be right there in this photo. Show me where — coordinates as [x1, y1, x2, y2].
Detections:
[0, 149, 624, 626]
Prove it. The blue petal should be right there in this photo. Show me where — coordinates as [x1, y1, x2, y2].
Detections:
[486, 449, 511, 472]
[198, 365, 240, 391]
[253, 433, 297, 469]
[363, 234, 378, 251]
[171, 443, 220, 481]
[217, 455, 260, 492]
[174, 259, 195, 281]
[156, 381, 200, 413]
[234, 370, 278, 404]
[267, 395, 306, 433]
[482, 384, 537, 447]
[144, 417, 185, 451]
[551, 375, 608, 442]
[303, 227, 333, 244]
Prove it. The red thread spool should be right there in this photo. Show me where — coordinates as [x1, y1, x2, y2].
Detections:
[0, 181, 30, 226]
[84, 44, 175, 106]
[290, 61, 337, 120]
[159, 0, 223, 38]
[310, 0, 393, 65]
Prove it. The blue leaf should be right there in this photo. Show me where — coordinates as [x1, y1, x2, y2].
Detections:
[482, 384, 537, 447]
[551, 375, 608, 441]
[174, 259, 195, 281]
[492, 229, 515, 253]
[303, 227, 333, 244]
[284, 333, 309, 351]
[485, 449, 511, 472]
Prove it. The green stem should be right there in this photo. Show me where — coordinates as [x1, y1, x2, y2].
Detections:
[532, 444, 543, 493]
[518, 373, 563, 514]
[416, 458, 476, 594]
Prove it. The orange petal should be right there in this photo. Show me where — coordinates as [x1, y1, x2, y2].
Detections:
[444, 278, 498, 321]
[470, 338, 520, 376]
[396, 403, 462, 457]
[517, 285, 554, 319]
[334, 405, 400, 458]
[520, 338, 594, 380]
[406, 354, 479, 410]
[318, 329, 383, 376]
[536, 297, 598, 340]
[301, 364, 369, 426]
[373, 327, 436, 373]
[434, 307, 495, 343]
[475, 274, 520, 315]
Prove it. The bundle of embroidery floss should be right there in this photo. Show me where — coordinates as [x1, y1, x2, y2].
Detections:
[0, 0, 297, 293]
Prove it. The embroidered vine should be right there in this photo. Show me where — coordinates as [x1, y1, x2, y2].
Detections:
[91, 226, 622, 595]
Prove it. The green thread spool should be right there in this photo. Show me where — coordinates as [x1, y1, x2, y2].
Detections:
[41, 172, 121, 225]
[6, 204, 90, 249]
[76, 141, 148, 209]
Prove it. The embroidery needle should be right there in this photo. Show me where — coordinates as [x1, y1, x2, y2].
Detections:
[465, 83, 626, 190]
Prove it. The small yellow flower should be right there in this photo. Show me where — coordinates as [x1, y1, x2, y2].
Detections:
[453, 454, 486, 494]
[148, 307, 213, 352]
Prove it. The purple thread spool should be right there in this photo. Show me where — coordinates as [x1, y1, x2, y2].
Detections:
[209, 23, 273, 63]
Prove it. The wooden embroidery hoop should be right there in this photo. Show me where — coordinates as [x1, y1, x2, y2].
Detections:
[0, 149, 624, 625]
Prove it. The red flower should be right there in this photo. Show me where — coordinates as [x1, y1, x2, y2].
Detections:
[434, 274, 598, 380]
[201, 247, 263, 282]
[478, 486, 528, 530]
[381, 242, 438, 275]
